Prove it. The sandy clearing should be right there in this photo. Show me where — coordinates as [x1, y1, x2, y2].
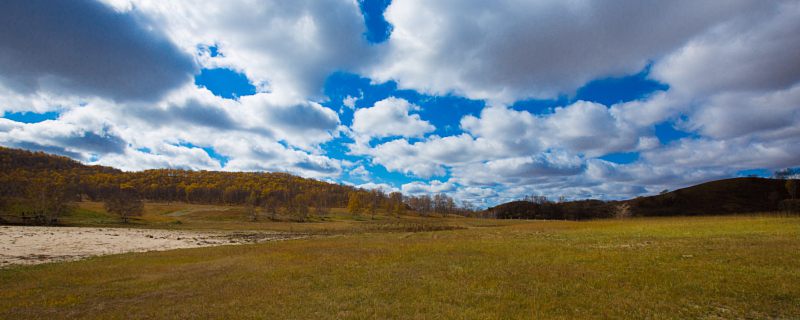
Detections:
[0, 226, 302, 267]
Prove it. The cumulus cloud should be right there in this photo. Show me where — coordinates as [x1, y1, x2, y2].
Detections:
[684, 85, 800, 140]
[357, 182, 398, 193]
[651, 2, 800, 96]
[351, 97, 434, 141]
[459, 101, 644, 157]
[0, 0, 195, 102]
[357, 99, 649, 183]
[96, 145, 223, 171]
[342, 92, 362, 111]
[361, 139, 446, 178]
[371, 0, 769, 103]
[103, 0, 374, 99]
[0, 118, 126, 161]
[401, 180, 456, 195]
[349, 164, 370, 180]
[458, 152, 586, 186]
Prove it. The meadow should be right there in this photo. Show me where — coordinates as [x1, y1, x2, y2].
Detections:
[1, 205, 798, 319]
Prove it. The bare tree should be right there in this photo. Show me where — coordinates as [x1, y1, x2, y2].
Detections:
[388, 192, 404, 217]
[613, 203, 632, 219]
[366, 189, 384, 220]
[26, 176, 73, 225]
[246, 191, 259, 222]
[105, 186, 144, 224]
[313, 195, 330, 218]
[261, 190, 281, 221]
[290, 194, 310, 221]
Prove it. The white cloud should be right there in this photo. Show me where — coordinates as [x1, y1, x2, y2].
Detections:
[357, 182, 398, 193]
[103, 0, 374, 99]
[651, 2, 800, 96]
[684, 85, 800, 140]
[461, 101, 643, 157]
[401, 180, 456, 195]
[348, 164, 370, 180]
[351, 97, 434, 141]
[362, 139, 446, 178]
[371, 0, 769, 103]
[342, 92, 362, 111]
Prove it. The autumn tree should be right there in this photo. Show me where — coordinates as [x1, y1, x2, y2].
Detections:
[787, 180, 798, 199]
[261, 189, 283, 221]
[104, 185, 144, 223]
[245, 191, 259, 221]
[310, 191, 330, 218]
[367, 189, 384, 220]
[388, 192, 404, 217]
[347, 191, 363, 216]
[26, 174, 74, 225]
[288, 193, 310, 221]
[422, 195, 433, 215]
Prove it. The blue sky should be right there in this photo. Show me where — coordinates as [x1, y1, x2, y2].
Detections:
[1, 0, 799, 206]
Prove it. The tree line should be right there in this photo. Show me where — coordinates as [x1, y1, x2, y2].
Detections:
[0, 147, 481, 224]
[346, 190, 479, 219]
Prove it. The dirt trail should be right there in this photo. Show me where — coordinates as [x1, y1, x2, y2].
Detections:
[0, 226, 301, 267]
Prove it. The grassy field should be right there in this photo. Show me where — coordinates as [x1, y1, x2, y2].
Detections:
[2, 214, 799, 319]
[51, 201, 511, 234]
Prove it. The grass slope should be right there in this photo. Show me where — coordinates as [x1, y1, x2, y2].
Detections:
[2, 215, 799, 319]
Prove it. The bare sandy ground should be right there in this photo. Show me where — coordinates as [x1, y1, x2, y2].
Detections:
[0, 226, 300, 267]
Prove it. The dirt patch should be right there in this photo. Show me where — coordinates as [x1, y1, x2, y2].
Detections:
[0, 226, 302, 267]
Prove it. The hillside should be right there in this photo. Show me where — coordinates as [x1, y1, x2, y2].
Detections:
[627, 177, 790, 216]
[489, 177, 795, 219]
[0, 147, 357, 218]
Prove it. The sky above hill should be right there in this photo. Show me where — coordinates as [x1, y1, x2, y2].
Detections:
[1, 0, 799, 207]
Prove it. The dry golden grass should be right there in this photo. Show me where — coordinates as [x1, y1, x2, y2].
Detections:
[62, 201, 509, 234]
[1, 214, 798, 319]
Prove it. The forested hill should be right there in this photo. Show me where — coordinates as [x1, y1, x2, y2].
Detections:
[0, 146, 355, 207]
[624, 177, 791, 216]
[488, 177, 797, 220]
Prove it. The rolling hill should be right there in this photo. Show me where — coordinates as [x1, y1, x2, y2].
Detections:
[489, 177, 796, 219]
[0, 146, 356, 213]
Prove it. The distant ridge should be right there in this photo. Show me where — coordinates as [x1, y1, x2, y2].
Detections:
[626, 177, 789, 216]
[488, 177, 794, 220]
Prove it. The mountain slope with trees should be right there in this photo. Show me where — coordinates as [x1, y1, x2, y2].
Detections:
[488, 177, 798, 220]
[0, 147, 472, 224]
